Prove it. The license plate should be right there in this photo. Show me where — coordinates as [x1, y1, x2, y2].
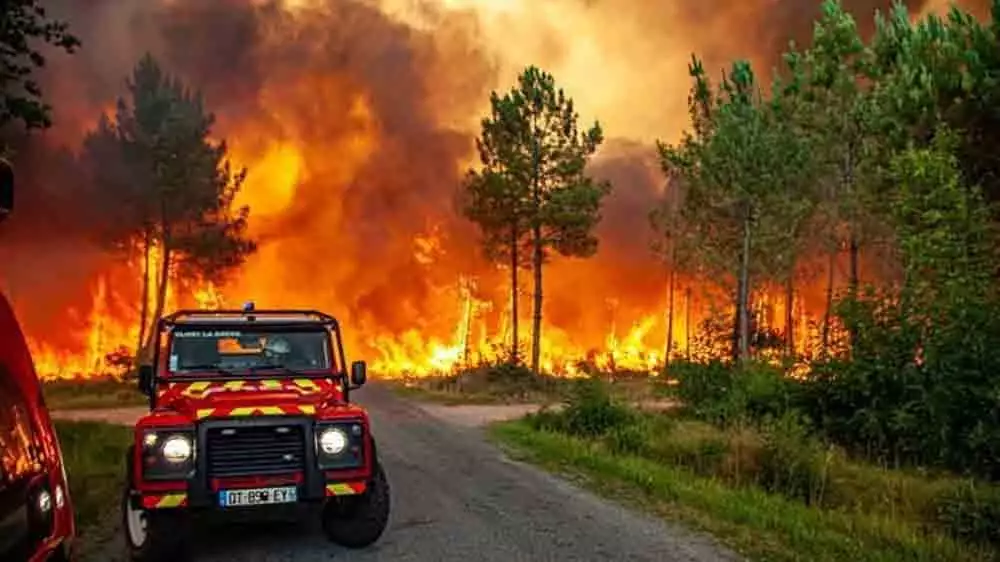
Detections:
[218, 486, 298, 507]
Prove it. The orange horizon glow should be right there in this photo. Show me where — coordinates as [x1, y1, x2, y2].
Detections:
[7, 0, 871, 381]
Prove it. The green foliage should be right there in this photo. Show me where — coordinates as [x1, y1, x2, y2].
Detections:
[934, 480, 1000, 548]
[757, 413, 832, 506]
[560, 379, 636, 438]
[659, 55, 817, 361]
[81, 54, 256, 353]
[667, 359, 797, 427]
[0, 1, 80, 130]
[463, 66, 611, 372]
[800, 138, 1000, 477]
[526, 378, 636, 439]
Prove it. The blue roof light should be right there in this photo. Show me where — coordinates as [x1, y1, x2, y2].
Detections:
[242, 301, 255, 312]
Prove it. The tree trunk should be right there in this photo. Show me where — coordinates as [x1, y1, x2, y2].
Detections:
[685, 287, 692, 360]
[785, 275, 795, 357]
[144, 229, 172, 353]
[136, 230, 152, 364]
[509, 224, 519, 364]
[821, 248, 836, 357]
[844, 140, 860, 351]
[531, 222, 543, 375]
[664, 259, 676, 369]
[734, 205, 752, 364]
[529, 124, 543, 376]
[848, 235, 859, 295]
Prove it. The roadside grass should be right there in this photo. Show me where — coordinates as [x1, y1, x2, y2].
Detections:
[55, 420, 131, 532]
[43, 378, 146, 410]
[387, 365, 662, 406]
[490, 419, 993, 562]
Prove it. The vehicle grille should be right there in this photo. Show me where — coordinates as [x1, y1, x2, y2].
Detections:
[205, 424, 306, 477]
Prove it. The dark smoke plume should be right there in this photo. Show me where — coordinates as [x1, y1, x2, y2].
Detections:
[0, 0, 973, 354]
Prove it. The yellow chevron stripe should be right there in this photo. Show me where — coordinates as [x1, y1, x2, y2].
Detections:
[258, 406, 285, 416]
[223, 380, 245, 391]
[229, 407, 256, 417]
[326, 483, 360, 496]
[295, 378, 320, 390]
[157, 494, 186, 508]
[299, 405, 316, 415]
[196, 409, 215, 419]
[260, 379, 283, 389]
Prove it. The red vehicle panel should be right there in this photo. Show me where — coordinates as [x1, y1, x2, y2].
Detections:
[0, 161, 76, 562]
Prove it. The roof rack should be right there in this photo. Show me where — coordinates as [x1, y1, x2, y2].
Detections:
[161, 309, 340, 327]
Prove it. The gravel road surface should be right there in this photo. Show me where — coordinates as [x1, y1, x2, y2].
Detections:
[71, 384, 736, 562]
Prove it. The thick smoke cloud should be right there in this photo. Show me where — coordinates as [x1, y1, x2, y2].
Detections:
[0, 0, 972, 358]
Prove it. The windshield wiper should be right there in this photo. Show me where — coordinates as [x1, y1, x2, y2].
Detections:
[248, 364, 302, 376]
[176, 365, 236, 376]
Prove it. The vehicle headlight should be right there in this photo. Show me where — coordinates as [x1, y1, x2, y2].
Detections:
[318, 427, 348, 455]
[141, 429, 196, 480]
[37, 489, 52, 513]
[162, 435, 193, 463]
[315, 422, 365, 470]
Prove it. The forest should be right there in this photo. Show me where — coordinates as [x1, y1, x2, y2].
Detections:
[6, 0, 1000, 558]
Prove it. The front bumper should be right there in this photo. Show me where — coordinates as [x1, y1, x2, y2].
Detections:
[136, 416, 368, 510]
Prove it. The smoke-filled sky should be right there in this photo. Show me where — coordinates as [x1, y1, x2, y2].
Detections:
[0, 0, 986, 366]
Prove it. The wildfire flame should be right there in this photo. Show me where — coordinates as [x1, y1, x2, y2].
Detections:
[6, 0, 860, 381]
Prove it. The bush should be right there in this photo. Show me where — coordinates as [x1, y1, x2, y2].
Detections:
[934, 480, 1000, 547]
[756, 413, 831, 506]
[668, 359, 798, 427]
[561, 379, 636, 438]
[605, 421, 653, 457]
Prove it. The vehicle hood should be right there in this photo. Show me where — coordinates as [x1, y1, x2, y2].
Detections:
[155, 377, 352, 419]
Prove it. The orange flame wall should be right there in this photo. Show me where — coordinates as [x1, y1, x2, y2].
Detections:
[0, 0, 956, 379]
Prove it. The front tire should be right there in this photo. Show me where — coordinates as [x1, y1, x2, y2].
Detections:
[322, 461, 390, 548]
[121, 488, 190, 562]
[122, 445, 190, 562]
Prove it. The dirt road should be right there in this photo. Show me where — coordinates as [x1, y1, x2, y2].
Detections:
[68, 384, 736, 562]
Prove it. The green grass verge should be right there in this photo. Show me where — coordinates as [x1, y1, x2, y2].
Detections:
[387, 372, 661, 406]
[489, 419, 992, 562]
[385, 380, 562, 405]
[44, 379, 146, 410]
[55, 420, 131, 532]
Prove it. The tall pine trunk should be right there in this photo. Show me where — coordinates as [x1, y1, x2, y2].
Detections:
[821, 248, 836, 356]
[136, 230, 152, 364]
[529, 129, 543, 375]
[785, 275, 795, 357]
[531, 222, 543, 375]
[144, 226, 172, 353]
[844, 141, 860, 351]
[509, 224, 519, 364]
[685, 287, 692, 360]
[734, 205, 752, 364]
[664, 257, 676, 369]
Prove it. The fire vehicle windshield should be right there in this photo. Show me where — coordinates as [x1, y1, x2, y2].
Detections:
[167, 328, 334, 374]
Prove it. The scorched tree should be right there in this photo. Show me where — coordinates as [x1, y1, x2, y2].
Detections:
[82, 54, 256, 362]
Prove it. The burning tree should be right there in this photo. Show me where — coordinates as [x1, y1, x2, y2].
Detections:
[81, 54, 256, 361]
[659, 58, 813, 364]
[0, 0, 80, 131]
[462, 66, 611, 374]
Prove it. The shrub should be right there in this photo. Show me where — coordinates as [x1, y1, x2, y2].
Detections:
[605, 421, 653, 457]
[934, 480, 1000, 547]
[668, 359, 798, 427]
[561, 379, 636, 438]
[756, 412, 831, 506]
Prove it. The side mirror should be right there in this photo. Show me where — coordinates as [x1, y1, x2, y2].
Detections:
[350, 360, 367, 387]
[138, 364, 154, 396]
[0, 159, 13, 222]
